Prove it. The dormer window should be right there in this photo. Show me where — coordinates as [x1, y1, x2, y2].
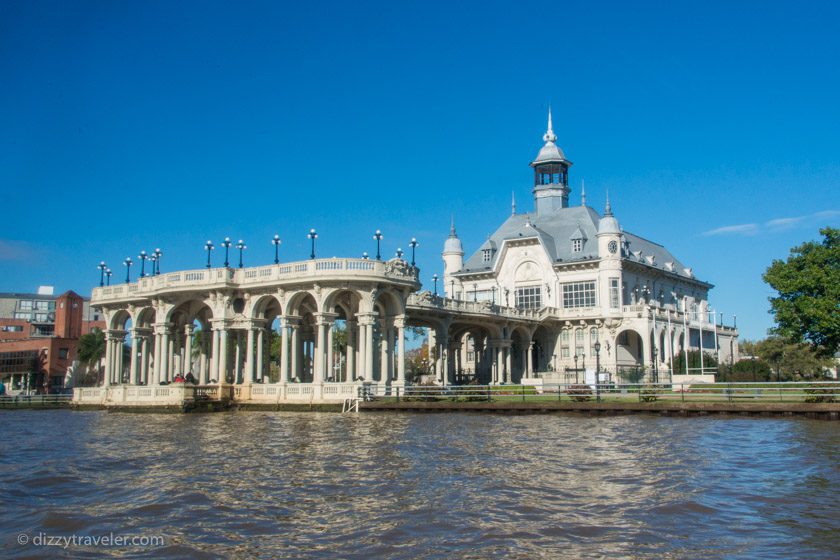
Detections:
[482, 249, 492, 262]
[571, 239, 583, 253]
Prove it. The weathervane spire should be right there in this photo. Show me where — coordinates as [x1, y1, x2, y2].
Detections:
[581, 179, 586, 207]
[605, 189, 613, 216]
[543, 106, 557, 143]
[511, 191, 516, 215]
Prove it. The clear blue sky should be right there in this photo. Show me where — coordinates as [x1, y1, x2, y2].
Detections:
[1, 0, 839, 342]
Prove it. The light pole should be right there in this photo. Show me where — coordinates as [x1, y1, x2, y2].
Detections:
[594, 342, 601, 402]
[105, 269, 112, 286]
[205, 240, 214, 268]
[473, 283, 478, 302]
[138, 251, 148, 278]
[124, 257, 132, 283]
[98, 261, 107, 287]
[222, 237, 232, 267]
[148, 254, 157, 276]
[272, 234, 281, 264]
[450, 280, 455, 299]
[153, 248, 162, 275]
[409, 237, 418, 266]
[308, 229, 318, 259]
[491, 286, 496, 305]
[362, 251, 369, 260]
[373, 229, 383, 260]
[652, 344, 658, 383]
[432, 274, 438, 295]
[573, 353, 579, 383]
[236, 240, 247, 268]
[396, 248, 404, 260]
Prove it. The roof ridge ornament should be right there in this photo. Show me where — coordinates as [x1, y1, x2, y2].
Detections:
[543, 106, 557, 144]
[449, 215, 457, 237]
[581, 179, 586, 207]
[511, 191, 516, 215]
[605, 189, 613, 216]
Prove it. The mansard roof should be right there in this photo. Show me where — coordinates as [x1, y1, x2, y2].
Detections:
[455, 206, 696, 280]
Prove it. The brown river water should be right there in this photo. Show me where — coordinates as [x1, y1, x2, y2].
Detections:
[1, 410, 838, 559]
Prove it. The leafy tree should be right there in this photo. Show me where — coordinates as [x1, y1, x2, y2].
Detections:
[77, 328, 106, 384]
[730, 358, 772, 382]
[671, 350, 718, 374]
[763, 227, 840, 356]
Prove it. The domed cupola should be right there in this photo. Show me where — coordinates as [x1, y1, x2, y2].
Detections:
[597, 193, 621, 235]
[530, 108, 573, 216]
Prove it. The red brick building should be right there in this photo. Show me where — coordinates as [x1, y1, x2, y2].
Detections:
[0, 289, 105, 394]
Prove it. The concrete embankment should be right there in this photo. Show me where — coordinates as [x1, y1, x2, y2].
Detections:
[359, 400, 840, 419]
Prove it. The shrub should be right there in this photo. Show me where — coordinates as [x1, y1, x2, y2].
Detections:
[640, 384, 664, 402]
[566, 384, 592, 402]
[804, 384, 838, 403]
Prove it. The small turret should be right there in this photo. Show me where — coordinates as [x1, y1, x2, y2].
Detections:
[530, 108, 573, 216]
[442, 217, 464, 298]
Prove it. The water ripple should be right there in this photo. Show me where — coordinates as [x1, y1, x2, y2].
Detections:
[0, 410, 838, 559]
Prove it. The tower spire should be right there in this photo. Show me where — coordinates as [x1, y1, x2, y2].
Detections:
[450, 214, 456, 236]
[605, 190, 613, 216]
[581, 179, 586, 207]
[543, 106, 557, 143]
[511, 191, 516, 215]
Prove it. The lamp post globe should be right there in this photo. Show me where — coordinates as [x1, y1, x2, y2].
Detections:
[432, 273, 438, 295]
[138, 250, 148, 278]
[373, 229, 383, 260]
[594, 341, 601, 402]
[236, 240, 247, 268]
[396, 248, 403, 260]
[153, 248, 162, 275]
[105, 268, 112, 286]
[272, 234, 281, 264]
[98, 261, 107, 287]
[362, 251, 369, 260]
[205, 240, 214, 269]
[308, 229, 318, 259]
[409, 237, 419, 266]
[124, 257, 133, 283]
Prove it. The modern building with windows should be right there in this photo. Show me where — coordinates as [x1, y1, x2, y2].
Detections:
[442, 112, 738, 381]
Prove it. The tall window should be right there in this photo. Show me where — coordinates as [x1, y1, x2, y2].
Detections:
[560, 330, 570, 357]
[575, 329, 585, 357]
[482, 249, 492, 262]
[571, 238, 583, 252]
[609, 278, 620, 309]
[590, 328, 599, 356]
[19, 300, 33, 311]
[562, 281, 597, 309]
[515, 286, 542, 309]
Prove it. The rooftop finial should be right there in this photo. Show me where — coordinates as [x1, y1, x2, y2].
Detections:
[543, 106, 557, 143]
[605, 189, 613, 216]
[581, 179, 586, 207]
[511, 191, 516, 215]
[449, 214, 457, 237]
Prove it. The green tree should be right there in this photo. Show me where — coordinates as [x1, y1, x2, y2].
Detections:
[77, 328, 106, 385]
[671, 350, 718, 374]
[763, 227, 840, 356]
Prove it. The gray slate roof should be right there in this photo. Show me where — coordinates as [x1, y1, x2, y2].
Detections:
[455, 206, 694, 280]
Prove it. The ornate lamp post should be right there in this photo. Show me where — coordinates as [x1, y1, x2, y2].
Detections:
[473, 283, 478, 302]
[138, 251, 148, 278]
[362, 251, 369, 260]
[573, 353, 579, 383]
[432, 274, 438, 295]
[450, 279, 455, 299]
[409, 237, 418, 266]
[148, 254, 157, 276]
[124, 257, 132, 283]
[221, 237, 232, 267]
[396, 248, 404, 260]
[205, 240, 214, 268]
[98, 261, 107, 287]
[491, 286, 496, 305]
[594, 341, 601, 402]
[308, 229, 318, 259]
[236, 240, 247, 268]
[272, 234, 281, 264]
[105, 268, 112, 286]
[153, 248, 162, 275]
[373, 229, 383, 260]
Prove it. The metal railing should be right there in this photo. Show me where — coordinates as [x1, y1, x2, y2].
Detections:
[0, 394, 73, 408]
[359, 382, 840, 404]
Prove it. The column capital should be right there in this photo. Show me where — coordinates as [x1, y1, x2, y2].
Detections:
[315, 312, 339, 325]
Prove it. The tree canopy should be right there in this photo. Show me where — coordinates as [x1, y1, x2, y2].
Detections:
[763, 227, 840, 356]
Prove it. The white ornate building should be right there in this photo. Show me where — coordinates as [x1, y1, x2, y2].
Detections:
[441, 111, 738, 382]
[74, 113, 737, 408]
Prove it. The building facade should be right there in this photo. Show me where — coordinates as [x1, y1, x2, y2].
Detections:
[442, 111, 738, 382]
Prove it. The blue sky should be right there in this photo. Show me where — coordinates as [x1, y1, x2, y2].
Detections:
[1, 0, 838, 342]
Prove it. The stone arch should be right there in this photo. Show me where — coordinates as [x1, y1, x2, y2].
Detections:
[509, 325, 532, 383]
[249, 294, 283, 321]
[109, 309, 131, 330]
[450, 322, 497, 384]
[531, 323, 556, 373]
[615, 328, 645, 371]
[373, 288, 404, 317]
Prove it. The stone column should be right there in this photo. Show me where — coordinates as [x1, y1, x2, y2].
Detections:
[345, 319, 356, 382]
[395, 317, 406, 385]
[256, 327, 265, 382]
[505, 345, 512, 383]
[327, 322, 335, 382]
[357, 321, 368, 381]
[210, 327, 220, 383]
[218, 326, 229, 386]
[104, 331, 114, 387]
[380, 319, 391, 385]
[152, 327, 164, 385]
[160, 327, 170, 383]
[140, 335, 150, 384]
[290, 324, 300, 382]
[280, 319, 291, 383]
[129, 330, 139, 385]
[245, 327, 255, 385]
[527, 341, 534, 376]
[184, 324, 194, 376]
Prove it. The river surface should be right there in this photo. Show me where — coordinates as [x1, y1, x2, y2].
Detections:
[0, 410, 838, 559]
